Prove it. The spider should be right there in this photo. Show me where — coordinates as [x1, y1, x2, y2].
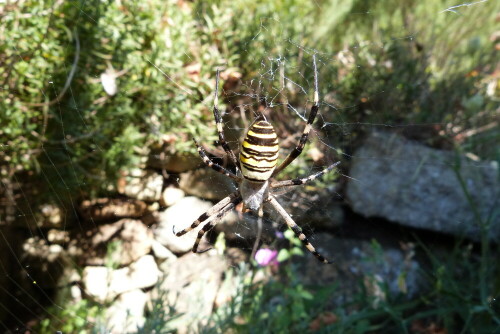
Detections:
[173, 55, 339, 264]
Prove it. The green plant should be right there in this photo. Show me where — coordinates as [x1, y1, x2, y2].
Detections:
[37, 299, 103, 334]
[137, 288, 180, 334]
[203, 264, 324, 333]
[314, 0, 499, 157]
[3, 0, 499, 332]
[1, 0, 225, 206]
[203, 231, 334, 333]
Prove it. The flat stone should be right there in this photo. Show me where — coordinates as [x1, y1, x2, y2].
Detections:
[29, 203, 64, 228]
[160, 186, 185, 207]
[83, 255, 160, 303]
[82, 266, 109, 302]
[78, 198, 148, 223]
[346, 131, 499, 241]
[153, 196, 214, 253]
[119, 170, 163, 202]
[151, 239, 177, 260]
[76, 219, 153, 266]
[47, 229, 70, 244]
[153, 252, 228, 334]
[106, 289, 147, 333]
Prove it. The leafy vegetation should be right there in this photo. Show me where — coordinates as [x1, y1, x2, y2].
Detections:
[1, 0, 498, 200]
[157, 228, 499, 333]
[1, 0, 499, 332]
[38, 299, 103, 334]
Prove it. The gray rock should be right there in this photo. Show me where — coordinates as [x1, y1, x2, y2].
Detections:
[296, 233, 422, 303]
[21, 236, 69, 288]
[160, 186, 185, 207]
[119, 170, 163, 202]
[154, 196, 214, 253]
[151, 239, 177, 260]
[78, 198, 148, 223]
[81, 266, 109, 302]
[28, 203, 65, 229]
[82, 255, 160, 303]
[74, 218, 153, 266]
[47, 229, 70, 244]
[346, 131, 499, 240]
[39, 203, 64, 228]
[106, 289, 147, 333]
[153, 252, 228, 334]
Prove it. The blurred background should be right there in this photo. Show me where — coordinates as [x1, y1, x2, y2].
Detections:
[0, 0, 499, 333]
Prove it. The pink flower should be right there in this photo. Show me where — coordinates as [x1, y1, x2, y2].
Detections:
[255, 248, 279, 266]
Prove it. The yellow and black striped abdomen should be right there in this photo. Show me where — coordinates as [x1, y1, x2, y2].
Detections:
[240, 120, 279, 182]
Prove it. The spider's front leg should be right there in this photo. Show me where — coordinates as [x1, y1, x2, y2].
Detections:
[213, 69, 240, 171]
[268, 195, 331, 264]
[272, 54, 321, 178]
[193, 138, 241, 182]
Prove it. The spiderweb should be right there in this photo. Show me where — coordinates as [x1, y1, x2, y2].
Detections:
[0, 0, 498, 332]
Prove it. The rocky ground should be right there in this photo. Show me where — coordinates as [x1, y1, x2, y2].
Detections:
[3, 130, 498, 333]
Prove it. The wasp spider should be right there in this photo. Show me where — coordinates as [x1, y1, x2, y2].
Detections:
[173, 56, 339, 264]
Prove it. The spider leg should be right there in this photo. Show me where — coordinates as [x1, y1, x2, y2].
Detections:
[213, 69, 241, 171]
[270, 161, 340, 189]
[173, 191, 241, 236]
[268, 195, 331, 264]
[272, 54, 320, 178]
[192, 193, 242, 253]
[194, 138, 242, 182]
[250, 204, 264, 261]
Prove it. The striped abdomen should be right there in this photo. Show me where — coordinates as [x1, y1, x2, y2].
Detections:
[240, 120, 279, 182]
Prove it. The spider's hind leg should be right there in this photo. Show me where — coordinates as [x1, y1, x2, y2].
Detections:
[173, 191, 241, 237]
[173, 191, 242, 254]
[213, 69, 241, 171]
[268, 195, 331, 264]
[192, 197, 241, 253]
[250, 204, 264, 261]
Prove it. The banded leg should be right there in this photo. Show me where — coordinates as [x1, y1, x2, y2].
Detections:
[213, 69, 240, 170]
[272, 54, 320, 178]
[268, 195, 331, 264]
[270, 161, 340, 189]
[250, 204, 264, 261]
[194, 138, 241, 182]
[192, 194, 242, 253]
[173, 191, 241, 236]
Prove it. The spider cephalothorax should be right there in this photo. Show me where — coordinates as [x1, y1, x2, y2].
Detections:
[173, 55, 339, 264]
